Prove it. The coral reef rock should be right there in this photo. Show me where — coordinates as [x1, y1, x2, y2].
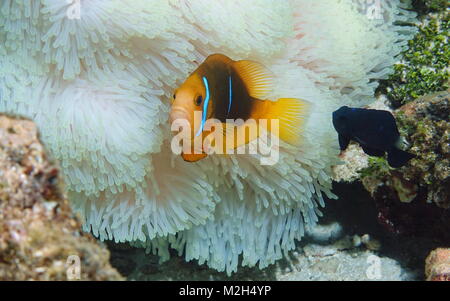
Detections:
[360, 91, 450, 240]
[425, 248, 450, 281]
[0, 114, 123, 280]
[397, 91, 450, 209]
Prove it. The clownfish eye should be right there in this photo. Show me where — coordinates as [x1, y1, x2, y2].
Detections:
[195, 95, 203, 106]
[173, 93, 176, 99]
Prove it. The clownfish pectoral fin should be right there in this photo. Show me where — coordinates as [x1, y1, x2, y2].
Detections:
[181, 152, 208, 162]
[260, 98, 311, 146]
[232, 60, 273, 99]
[181, 136, 208, 162]
[217, 121, 260, 151]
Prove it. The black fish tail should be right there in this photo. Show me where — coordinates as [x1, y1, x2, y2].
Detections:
[387, 147, 415, 168]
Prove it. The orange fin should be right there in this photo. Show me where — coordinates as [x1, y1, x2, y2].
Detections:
[259, 98, 311, 146]
[203, 121, 260, 153]
[223, 120, 260, 151]
[232, 60, 273, 99]
[181, 152, 208, 162]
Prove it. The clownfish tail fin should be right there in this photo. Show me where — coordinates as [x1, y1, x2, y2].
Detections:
[259, 98, 311, 146]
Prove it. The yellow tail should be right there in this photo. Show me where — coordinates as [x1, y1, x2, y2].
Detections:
[259, 98, 310, 146]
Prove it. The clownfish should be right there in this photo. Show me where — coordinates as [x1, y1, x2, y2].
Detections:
[169, 53, 310, 162]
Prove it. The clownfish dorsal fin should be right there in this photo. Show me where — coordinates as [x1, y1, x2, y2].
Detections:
[232, 59, 273, 99]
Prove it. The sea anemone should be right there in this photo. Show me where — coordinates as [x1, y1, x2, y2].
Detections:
[0, 0, 416, 274]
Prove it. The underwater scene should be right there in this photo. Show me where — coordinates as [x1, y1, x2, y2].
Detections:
[0, 0, 448, 284]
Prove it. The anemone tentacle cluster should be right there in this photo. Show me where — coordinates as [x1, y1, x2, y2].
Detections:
[0, 0, 416, 274]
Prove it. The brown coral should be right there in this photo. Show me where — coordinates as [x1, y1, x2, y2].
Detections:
[396, 91, 450, 209]
[0, 114, 123, 280]
[360, 91, 450, 239]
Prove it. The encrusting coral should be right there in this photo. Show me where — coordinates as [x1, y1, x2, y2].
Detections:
[360, 91, 450, 239]
[0, 0, 417, 274]
[396, 92, 449, 208]
[425, 248, 450, 281]
[0, 114, 123, 280]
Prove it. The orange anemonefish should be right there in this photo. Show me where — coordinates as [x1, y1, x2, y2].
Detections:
[169, 53, 310, 162]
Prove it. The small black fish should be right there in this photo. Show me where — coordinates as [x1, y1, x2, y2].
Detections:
[332, 106, 415, 168]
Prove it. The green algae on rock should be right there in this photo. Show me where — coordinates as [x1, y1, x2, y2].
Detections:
[378, 8, 449, 108]
[412, 0, 449, 14]
[0, 114, 123, 281]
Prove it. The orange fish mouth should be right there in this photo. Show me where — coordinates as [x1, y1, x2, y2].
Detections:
[170, 106, 198, 142]
[169, 106, 190, 125]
